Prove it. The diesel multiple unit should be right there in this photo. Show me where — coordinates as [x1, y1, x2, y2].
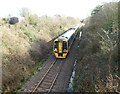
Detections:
[53, 25, 79, 58]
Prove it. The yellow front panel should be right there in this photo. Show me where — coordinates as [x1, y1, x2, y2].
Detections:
[59, 42, 62, 53]
[54, 52, 68, 58]
[53, 40, 69, 58]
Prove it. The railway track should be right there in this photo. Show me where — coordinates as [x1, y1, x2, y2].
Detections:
[31, 59, 63, 93]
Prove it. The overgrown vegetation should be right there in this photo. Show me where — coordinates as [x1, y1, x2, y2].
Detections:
[1, 8, 80, 93]
[74, 2, 120, 92]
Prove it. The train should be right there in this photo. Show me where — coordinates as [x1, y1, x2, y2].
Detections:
[53, 25, 80, 58]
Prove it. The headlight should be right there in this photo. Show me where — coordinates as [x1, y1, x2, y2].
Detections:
[54, 48, 57, 50]
[64, 49, 67, 51]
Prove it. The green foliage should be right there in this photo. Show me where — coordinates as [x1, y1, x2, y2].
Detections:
[91, 2, 118, 33]
[0, 18, 8, 25]
[28, 15, 39, 26]
[104, 19, 113, 32]
[75, 1, 119, 92]
[2, 10, 80, 92]
[23, 30, 36, 42]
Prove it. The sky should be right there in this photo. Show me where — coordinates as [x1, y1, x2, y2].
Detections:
[0, 0, 118, 19]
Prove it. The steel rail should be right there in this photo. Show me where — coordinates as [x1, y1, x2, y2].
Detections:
[47, 60, 63, 93]
[31, 59, 56, 94]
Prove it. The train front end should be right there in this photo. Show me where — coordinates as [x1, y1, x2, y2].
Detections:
[53, 39, 68, 58]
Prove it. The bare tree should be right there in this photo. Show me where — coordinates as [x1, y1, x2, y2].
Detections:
[19, 8, 31, 17]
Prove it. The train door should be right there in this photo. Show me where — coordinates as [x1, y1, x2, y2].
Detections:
[59, 42, 62, 53]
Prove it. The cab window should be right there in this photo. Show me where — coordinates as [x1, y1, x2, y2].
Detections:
[62, 41, 67, 50]
[54, 41, 58, 49]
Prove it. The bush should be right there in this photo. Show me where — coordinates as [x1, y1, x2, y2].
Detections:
[9, 17, 19, 25]
[24, 30, 36, 42]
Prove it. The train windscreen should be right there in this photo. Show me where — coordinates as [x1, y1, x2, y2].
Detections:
[54, 41, 58, 50]
[62, 41, 67, 50]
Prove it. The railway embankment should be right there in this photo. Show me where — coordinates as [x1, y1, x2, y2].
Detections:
[74, 2, 119, 92]
[18, 28, 81, 93]
[1, 15, 80, 93]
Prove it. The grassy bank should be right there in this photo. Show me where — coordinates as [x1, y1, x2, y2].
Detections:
[1, 14, 80, 92]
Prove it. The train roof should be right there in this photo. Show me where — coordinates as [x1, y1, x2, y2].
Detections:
[59, 29, 75, 40]
[54, 25, 79, 41]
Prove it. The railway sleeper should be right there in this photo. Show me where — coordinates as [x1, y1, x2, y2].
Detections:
[47, 73, 56, 77]
[43, 78, 53, 83]
[37, 87, 49, 92]
[40, 83, 52, 88]
[49, 70, 58, 73]
[43, 79, 54, 85]
[45, 75, 56, 80]
[42, 81, 53, 85]
[39, 84, 51, 89]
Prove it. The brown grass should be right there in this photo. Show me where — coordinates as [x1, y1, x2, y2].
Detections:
[1, 15, 80, 92]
